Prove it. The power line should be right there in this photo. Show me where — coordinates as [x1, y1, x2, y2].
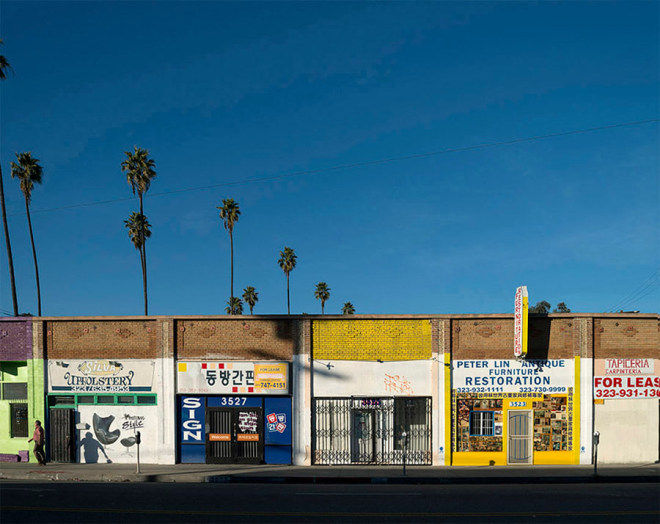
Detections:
[607, 268, 660, 312]
[8, 118, 659, 218]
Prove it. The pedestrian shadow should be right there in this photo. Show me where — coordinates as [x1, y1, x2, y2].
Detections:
[79, 432, 112, 464]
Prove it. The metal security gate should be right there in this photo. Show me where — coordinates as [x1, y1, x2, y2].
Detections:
[206, 407, 263, 464]
[508, 410, 533, 464]
[49, 408, 75, 463]
[313, 397, 432, 465]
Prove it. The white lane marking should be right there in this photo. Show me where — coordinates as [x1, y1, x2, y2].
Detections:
[296, 492, 422, 496]
[1, 488, 58, 492]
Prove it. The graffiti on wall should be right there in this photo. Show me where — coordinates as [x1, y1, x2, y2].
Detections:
[384, 374, 414, 395]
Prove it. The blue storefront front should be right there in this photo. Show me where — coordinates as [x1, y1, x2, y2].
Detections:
[177, 361, 292, 464]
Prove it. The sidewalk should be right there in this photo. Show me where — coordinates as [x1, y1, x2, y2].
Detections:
[1, 461, 658, 484]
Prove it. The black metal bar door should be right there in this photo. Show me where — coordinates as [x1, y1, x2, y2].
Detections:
[234, 407, 263, 464]
[206, 408, 233, 464]
[49, 408, 75, 463]
[206, 407, 263, 464]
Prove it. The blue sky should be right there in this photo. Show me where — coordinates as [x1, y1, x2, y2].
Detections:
[1, 1, 658, 316]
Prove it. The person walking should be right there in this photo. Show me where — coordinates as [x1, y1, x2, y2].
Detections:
[27, 420, 46, 465]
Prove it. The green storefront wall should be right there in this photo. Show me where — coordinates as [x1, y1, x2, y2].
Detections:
[0, 359, 45, 458]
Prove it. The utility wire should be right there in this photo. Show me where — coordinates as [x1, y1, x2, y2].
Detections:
[607, 268, 660, 312]
[7, 117, 659, 218]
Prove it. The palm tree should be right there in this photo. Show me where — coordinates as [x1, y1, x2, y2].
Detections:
[0, 39, 18, 316]
[0, 39, 14, 80]
[225, 296, 243, 315]
[242, 286, 259, 315]
[124, 212, 152, 312]
[10, 152, 43, 316]
[278, 247, 297, 315]
[342, 302, 355, 315]
[217, 199, 240, 305]
[121, 147, 156, 315]
[314, 282, 331, 315]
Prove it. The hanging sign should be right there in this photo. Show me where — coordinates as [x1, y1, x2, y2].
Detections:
[514, 286, 529, 358]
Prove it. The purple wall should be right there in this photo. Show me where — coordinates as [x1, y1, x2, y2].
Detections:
[0, 318, 32, 360]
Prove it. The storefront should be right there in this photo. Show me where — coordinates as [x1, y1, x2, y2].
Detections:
[312, 360, 434, 465]
[0, 317, 44, 462]
[451, 358, 578, 465]
[46, 359, 165, 464]
[177, 360, 292, 464]
[593, 358, 660, 463]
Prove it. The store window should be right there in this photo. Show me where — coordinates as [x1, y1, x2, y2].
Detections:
[10, 403, 29, 437]
[470, 411, 494, 436]
[48, 394, 157, 407]
[0, 361, 28, 401]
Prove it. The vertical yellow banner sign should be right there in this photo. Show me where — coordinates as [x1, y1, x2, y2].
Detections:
[514, 286, 528, 358]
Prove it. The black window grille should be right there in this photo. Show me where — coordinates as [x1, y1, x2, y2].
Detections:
[10, 403, 29, 437]
[3, 382, 27, 400]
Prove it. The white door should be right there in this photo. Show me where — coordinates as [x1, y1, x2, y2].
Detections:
[508, 410, 533, 464]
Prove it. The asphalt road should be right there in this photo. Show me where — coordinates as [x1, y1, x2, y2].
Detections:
[1, 481, 659, 523]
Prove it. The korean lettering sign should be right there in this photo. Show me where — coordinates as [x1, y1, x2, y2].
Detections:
[177, 361, 289, 395]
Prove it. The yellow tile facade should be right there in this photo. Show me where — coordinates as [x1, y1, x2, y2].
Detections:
[312, 319, 432, 360]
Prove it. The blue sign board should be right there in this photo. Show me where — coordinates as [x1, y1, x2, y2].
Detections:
[180, 396, 205, 443]
[264, 397, 292, 446]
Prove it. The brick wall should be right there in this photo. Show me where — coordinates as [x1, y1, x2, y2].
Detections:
[175, 319, 298, 360]
[594, 318, 660, 359]
[0, 318, 32, 360]
[452, 317, 575, 359]
[44, 320, 160, 359]
[312, 319, 432, 360]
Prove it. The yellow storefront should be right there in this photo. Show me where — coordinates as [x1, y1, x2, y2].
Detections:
[450, 357, 580, 465]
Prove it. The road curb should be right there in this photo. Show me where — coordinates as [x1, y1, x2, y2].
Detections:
[205, 474, 660, 485]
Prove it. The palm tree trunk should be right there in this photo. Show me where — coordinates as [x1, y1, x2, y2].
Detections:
[0, 163, 18, 316]
[138, 194, 148, 315]
[286, 273, 290, 315]
[229, 229, 234, 302]
[141, 240, 148, 315]
[322, 302, 324, 315]
[24, 198, 41, 316]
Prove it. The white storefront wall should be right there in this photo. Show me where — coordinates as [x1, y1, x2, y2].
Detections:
[313, 360, 441, 465]
[47, 358, 175, 464]
[594, 358, 660, 464]
[313, 360, 433, 397]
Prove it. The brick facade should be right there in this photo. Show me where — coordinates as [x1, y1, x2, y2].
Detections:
[0, 318, 32, 360]
[43, 319, 160, 359]
[452, 317, 578, 360]
[312, 319, 432, 360]
[594, 317, 659, 359]
[15, 313, 659, 363]
[175, 318, 299, 360]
